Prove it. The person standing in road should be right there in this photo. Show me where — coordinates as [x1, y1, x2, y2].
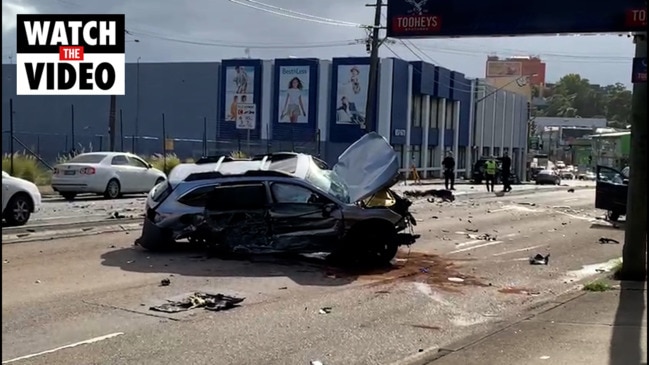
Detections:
[484, 157, 497, 192]
[500, 151, 512, 192]
[442, 151, 456, 190]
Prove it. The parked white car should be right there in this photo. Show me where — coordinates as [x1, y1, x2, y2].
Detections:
[51, 152, 166, 200]
[2, 171, 42, 226]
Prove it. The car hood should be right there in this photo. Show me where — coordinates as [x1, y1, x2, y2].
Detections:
[332, 132, 399, 203]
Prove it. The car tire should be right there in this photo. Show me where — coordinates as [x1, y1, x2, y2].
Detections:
[606, 211, 620, 222]
[3, 193, 32, 226]
[356, 221, 399, 266]
[61, 192, 77, 200]
[104, 179, 121, 199]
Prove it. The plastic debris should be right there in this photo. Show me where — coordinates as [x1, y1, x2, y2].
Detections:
[149, 292, 244, 313]
[311, 361, 324, 365]
[529, 254, 550, 265]
[319, 307, 332, 314]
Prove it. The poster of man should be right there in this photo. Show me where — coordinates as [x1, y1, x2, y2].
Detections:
[335, 64, 369, 128]
[277, 65, 309, 124]
[224, 65, 255, 122]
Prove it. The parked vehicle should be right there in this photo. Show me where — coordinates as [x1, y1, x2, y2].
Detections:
[555, 161, 566, 169]
[51, 152, 166, 200]
[535, 169, 561, 185]
[2, 171, 42, 226]
[138, 132, 418, 265]
[578, 171, 597, 181]
[559, 170, 575, 180]
[595, 165, 628, 222]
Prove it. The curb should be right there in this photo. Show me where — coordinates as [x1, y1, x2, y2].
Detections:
[392, 277, 606, 365]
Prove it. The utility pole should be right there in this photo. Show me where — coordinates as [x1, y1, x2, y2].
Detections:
[365, 0, 383, 133]
[109, 95, 116, 151]
[9, 99, 14, 175]
[621, 32, 647, 281]
[135, 57, 141, 153]
[70, 104, 75, 151]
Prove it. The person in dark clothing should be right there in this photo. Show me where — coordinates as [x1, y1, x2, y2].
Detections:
[442, 151, 456, 190]
[500, 151, 512, 192]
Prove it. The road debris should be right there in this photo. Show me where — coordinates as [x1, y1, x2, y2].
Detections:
[447, 277, 465, 283]
[403, 189, 455, 202]
[567, 188, 575, 193]
[319, 307, 332, 314]
[467, 233, 497, 241]
[149, 292, 244, 313]
[466, 228, 479, 233]
[529, 254, 550, 265]
[310, 361, 324, 365]
[599, 237, 620, 244]
[517, 202, 536, 207]
[160, 278, 171, 286]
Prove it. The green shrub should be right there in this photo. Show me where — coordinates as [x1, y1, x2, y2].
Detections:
[146, 153, 181, 175]
[2, 152, 48, 183]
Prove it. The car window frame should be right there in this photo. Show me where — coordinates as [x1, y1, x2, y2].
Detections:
[202, 182, 269, 211]
[111, 155, 129, 166]
[127, 155, 148, 168]
[269, 181, 332, 205]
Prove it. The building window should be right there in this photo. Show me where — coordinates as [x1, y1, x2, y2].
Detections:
[411, 145, 421, 167]
[430, 98, 439, 129]
[458, 147, 466, 169]
[493, 147, 500, 156]
[428, 147, 434, 167]
[503, 147, 509, 155]
[393, 144, 403, 169]
[445, 100, 454, 130]
[482, 147, 490, 157]
[412, 95, 422, 127]
[437, 99, 445, 129]
[430, 147, 439, 167]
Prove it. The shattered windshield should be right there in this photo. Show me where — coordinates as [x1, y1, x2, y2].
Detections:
[305, 159, 350, 204]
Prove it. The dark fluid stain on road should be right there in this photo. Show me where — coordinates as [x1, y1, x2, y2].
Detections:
[325, 252, 486, 292]
[498, 287, 534, 295]
[408, 324, 441, 330]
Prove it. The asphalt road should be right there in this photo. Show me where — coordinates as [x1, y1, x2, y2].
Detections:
[1, 186, 623, 365]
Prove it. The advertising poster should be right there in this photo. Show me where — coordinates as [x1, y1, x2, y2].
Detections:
[277, 65, 310, 124]
[224, 65, 255, 122]
[236, 103, 256, 130]
[334, 64, 369, 128]
[486, 61, 522, 77]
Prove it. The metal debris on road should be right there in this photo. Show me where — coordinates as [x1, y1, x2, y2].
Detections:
[403, 189, 455, 202]
[467, 233, 497, 241]
[529, 254, 550, 265]
[149, 292, 244, 313]
[447, 277, 465, 283]
[599, 237, 620, 244]
[319, 307, 332, 314]
[466, 228, 479, 233]
[109, 211, 125, 219]
[310, 361, 324, 365]
[160, 278, 171, 286]
[567, 188, 575, 193]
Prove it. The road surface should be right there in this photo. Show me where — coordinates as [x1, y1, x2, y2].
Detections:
[2, 187, 623, 365]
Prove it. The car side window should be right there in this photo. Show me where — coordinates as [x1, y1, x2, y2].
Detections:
[598, 167, 625, 184]
[127, 156, 148, 168]
[206, 183, 267, 211]
[270, 183, 325, 204]
[111, 155, 129, 165]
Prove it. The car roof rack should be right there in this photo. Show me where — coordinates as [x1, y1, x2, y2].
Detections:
[195, 155, 237, 165]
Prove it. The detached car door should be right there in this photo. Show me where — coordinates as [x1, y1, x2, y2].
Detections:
[267, 182, 343, 252]
[595, 165, 628, 214]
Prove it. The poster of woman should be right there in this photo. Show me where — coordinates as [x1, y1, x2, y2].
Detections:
[224, 65, 255, 122]
[277, 66, 309, 124]
[335, 64, 369, 127]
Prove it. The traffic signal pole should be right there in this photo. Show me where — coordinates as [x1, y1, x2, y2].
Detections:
[621, 32, 647, 281]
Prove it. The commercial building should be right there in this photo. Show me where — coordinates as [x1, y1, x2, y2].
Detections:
[2, 57, 529, 181]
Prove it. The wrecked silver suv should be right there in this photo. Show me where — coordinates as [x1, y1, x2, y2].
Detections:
[138, 132, 418, 264]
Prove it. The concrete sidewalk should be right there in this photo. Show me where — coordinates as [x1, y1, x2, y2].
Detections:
[419, 280, 647, 365]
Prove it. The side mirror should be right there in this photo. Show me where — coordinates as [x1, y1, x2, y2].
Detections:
[322, 203, 336, 217]
[623, 179, 629, 185]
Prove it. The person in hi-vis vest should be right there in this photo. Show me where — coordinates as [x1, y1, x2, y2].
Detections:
[484, 157, 498, 192]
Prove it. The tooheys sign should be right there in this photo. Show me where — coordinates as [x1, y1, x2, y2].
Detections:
[16, 14, 125, 95]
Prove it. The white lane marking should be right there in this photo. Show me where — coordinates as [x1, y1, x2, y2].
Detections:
[563, 198, 579, 203]
[2, 332, 124, 364]
[563, 258, 623, 281]
[492, 244, 546, 257]
[448, 241, 502, 254]
[511, 257, 531, 261]
[488, 206, 516, 213]
[455, 239, 484, 248]
[554, 210, 596, 221]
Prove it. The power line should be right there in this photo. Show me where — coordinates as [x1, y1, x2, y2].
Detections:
[228, 0, 365, 27]
[235, 0, 363, 27]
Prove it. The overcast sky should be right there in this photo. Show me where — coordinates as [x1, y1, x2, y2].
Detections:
[2, 0, 636, 88]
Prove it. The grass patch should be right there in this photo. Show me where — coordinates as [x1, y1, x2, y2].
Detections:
[583, 281, 612, 292]
[230, 151, 248, 159]
[146, 153, 181, 175]
[611, 259, 624, 280]
[2, 152, 51, 184]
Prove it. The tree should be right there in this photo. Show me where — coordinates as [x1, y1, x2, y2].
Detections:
[537, 74, 632, 128]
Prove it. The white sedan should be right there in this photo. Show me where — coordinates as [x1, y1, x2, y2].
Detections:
[2, 171, 42, 226]
[51, 152, 166, 200]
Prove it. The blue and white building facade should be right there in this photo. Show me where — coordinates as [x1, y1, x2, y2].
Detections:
[1, 57, 528, 180]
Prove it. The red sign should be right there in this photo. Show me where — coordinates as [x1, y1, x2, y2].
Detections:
[391, 15, 441, 34]
[626, 9, 647, 27]
[59, 46, 84, 61]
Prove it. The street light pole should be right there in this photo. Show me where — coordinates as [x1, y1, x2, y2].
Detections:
[365, 0, 383, 133]
[135, 56, 141, 154]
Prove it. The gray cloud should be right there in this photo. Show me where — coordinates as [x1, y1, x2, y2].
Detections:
[1, 0, 635, 87]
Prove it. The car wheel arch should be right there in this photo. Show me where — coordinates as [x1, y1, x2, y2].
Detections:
[5, 191, 34, 213]
[347, 218, 397, 238]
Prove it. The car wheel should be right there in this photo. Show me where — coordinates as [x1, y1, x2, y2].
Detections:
[104, 179, 121, 199]
[3, 193, 32, 226]
[606, 211, 620, 222]
[61, 192, 77, 200]
[358, 222, 399, 266]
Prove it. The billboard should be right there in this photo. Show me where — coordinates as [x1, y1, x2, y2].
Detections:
[334, 64, 369, 128]
[386, 0, 646, 37]
[219, 60, 262, 139]
[486, 61, 522, 78]
[277, 65, 310, 124]
[485, 76, 533, 100]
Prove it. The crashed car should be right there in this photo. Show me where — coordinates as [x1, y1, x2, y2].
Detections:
[595, 165, 628, 222]
[138, 132, 418, 264]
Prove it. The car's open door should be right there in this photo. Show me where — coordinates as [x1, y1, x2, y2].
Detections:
[595, 165, 628, 215]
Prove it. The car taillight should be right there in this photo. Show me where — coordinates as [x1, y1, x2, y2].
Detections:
[80, 167, 96, 175]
